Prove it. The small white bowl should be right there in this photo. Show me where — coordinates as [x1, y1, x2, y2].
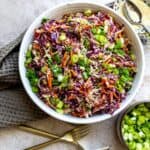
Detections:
[116, 100, 150, 148]
[19, 2, 145, 124]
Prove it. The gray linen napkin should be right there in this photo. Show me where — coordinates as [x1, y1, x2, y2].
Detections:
[0, 35, 47, 128]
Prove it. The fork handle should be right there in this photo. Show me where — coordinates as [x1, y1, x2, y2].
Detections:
[19, 125, 59, 139]
[24, 138, 62, 150]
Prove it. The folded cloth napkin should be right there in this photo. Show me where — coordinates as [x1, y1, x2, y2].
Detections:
[0, 35, 47, 128]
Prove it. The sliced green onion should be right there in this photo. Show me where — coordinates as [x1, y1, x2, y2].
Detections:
[32, 86, 39, 93]
[137, 116, 146, 125]
[82, 72, 89, 80]
[41, 66, 47, 73]
[59, 33, 66, 41]
[47, 57, 53, 66]
[78, 55, 90, 67]
[84, 9, 92, 16]
[94, 35, 108, 45]
[25, 58, 32, 66]
[115, 38, 124, 49]
[51, 65, 62, 77]
[57, 74, 64, 82]
[60, 75, 69, 88]
[42, 17, 49, 23]
[91, 28, 97, 34]
[113, 49, 125, 56]
[56, 101, 64, 109]
[56, 108, 64, 114]
[83, 38, 90, 49]
[130, 53, 136, 60]
[26, 50, 32, 58]
[71, 54, 79, 64]
[65, 46, 72, 52]
[53, 53, 61, 64]
[91, 26, 105, 35]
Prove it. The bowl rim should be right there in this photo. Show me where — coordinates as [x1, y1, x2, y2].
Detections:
[19, 1, 145, 124]
[116, 100, 150, 148]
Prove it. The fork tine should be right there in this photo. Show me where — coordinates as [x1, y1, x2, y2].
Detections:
[73, 125, 89, 132]
[79, 131, 89, 138]
[73, 127, 89, 135]
[73, 130, 89, 140]
[76, 125, 90, 131]
[71, 126, 90, 141]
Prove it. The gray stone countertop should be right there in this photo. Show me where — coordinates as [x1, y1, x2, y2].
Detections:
[0, 0, 149, 150]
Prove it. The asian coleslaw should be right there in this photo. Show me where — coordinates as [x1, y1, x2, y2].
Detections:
[25, 9, 136, 118]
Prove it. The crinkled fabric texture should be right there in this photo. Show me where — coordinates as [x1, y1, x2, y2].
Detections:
[0, 89, 47, 128]
[0, 36, 47, 128]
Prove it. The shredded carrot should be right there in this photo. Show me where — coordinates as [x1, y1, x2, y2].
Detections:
[70, 50, 73, 58]
[113, 92, 119, 99]
[62, 52, 69, 67]
[47, 70, 53, 89]
[32, 42, 41, 50]
[68, 94, 76, 100]
[70, 69, 77, 77]
[105, 58, 111, 64]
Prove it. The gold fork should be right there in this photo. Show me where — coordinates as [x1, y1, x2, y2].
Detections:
[20, 125, 89, 150]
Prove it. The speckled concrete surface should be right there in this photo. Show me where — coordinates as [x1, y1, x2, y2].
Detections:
[0, 0, 149, 150]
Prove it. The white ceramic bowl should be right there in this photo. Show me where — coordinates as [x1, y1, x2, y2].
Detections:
[19, 2, 145, 124]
